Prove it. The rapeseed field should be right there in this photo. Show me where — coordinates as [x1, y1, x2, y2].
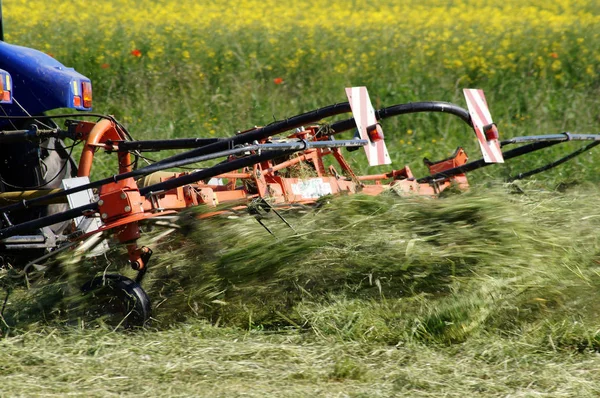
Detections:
[6, 0, 600, 181]
[6, 0, 599, 86]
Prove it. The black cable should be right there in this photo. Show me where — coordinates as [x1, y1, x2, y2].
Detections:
[149, 103, 353, 167]
[508, 141, 600, 182]
[0, 139, 82, 190]
[0, 113, 135, 142]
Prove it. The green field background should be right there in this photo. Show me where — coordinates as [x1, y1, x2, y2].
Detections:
[5, 0, 600, 181]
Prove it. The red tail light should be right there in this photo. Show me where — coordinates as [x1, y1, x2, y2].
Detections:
[367, 123, 384, 143]
[483, 123, 499, 141]
[82, 81, 92, 108]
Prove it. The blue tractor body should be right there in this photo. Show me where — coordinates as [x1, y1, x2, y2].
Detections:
[0, 35, 92, 257]
[0, 41, 92, 121]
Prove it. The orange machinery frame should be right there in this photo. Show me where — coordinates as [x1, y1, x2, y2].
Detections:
[72, 120, 470, 272]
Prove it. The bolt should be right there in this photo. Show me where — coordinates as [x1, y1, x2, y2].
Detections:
[121, 192, 127, 200]
[124, 206, 131, 212]
[101, 213, 108, 219]
[97, 199, 104, 206]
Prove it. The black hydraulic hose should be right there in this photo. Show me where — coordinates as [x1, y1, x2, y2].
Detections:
[508, 140, 600, 181]
[377, 102, 472, 126]
[150, 103, 352, 167]
[329, 101, 472, 134]
[117, 137, 224, 151]
[150, 101, 471, 166]
[0, 150, 294, 240]
[0, 202, 97, 239]
[417, 140, 561, 183]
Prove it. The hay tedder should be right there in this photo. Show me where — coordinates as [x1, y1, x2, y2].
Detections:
[1, 15, 599, 327]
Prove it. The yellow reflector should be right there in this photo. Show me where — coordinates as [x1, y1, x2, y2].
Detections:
[5, 75, 11, 91]
[81, 81, 92, 108]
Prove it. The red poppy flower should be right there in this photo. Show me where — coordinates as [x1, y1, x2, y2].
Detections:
[273, 77, 284, 85]
[101, 63, 110, 69]
[131, 49, 142, 57]
[549, 52, 559, 59]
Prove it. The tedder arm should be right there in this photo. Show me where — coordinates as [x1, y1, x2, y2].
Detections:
[0, 87, 599, 326]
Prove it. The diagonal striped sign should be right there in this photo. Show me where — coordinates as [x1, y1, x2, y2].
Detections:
[345, 86, 391, 166]
[463, 88, 504, 163]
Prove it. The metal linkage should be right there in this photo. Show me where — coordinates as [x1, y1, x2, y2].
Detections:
[0, 138, 367, 216]
[418, 132, 600, 183]
[501, 132, 600, 146]
[0, 125, 72, 143]
[0, 136, 369, 240]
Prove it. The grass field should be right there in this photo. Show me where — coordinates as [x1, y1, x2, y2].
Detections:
[2, 0, 600, 396]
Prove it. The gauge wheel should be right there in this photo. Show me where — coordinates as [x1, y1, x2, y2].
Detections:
[81, 274, 151, 328]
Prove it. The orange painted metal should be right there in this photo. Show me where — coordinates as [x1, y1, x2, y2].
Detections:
[105, 126, 471, 214]
[96, 176, 148, 269]
[77, 119, 132, 177]
[68, 121, 473, 272]
[425, 148, 469, 175]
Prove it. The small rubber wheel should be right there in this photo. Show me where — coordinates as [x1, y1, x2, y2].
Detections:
[81, 274, 151, 328]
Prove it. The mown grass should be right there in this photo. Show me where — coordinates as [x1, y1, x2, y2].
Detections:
[3, 185, 600, 396]
[2, 322, 600, 397]
[135, 185, 600, 349]
[2, 0, 600, 396]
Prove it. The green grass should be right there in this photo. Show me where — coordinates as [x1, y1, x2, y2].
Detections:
[3, 186, 600, 395]
[10, 1, 599, 182]
[2, 322, 600, 397]
[2, 1, 600, 395]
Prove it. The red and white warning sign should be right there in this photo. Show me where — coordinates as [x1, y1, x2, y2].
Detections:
[463, 88, 504, 163]
[345, 86, 391, 166]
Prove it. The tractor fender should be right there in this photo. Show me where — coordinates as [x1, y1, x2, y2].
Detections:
[0, 41, 92, 120]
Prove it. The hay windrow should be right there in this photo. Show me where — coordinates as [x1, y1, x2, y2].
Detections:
[3, 184, 598, 349]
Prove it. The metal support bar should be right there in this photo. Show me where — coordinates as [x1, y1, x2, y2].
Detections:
[417, 140, 561, 183]
[501, 132, 600, 146]
[0, 139, 367, 215]
[150, 103, 353, 167]
[117, 137, 223, 151]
